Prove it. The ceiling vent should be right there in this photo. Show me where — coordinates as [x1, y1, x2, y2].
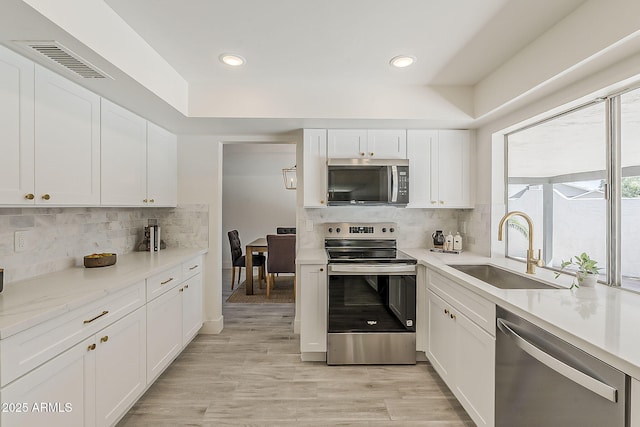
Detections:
[15, 41, 112, 79]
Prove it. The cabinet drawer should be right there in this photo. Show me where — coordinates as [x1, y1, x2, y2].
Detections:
[146, 265, 182, 301]
[182, 256, 202, 280]
[428, 270, 495, 335]
[0, 281, 145, 387]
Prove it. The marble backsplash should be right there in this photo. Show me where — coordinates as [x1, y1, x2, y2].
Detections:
[298, 206, 470, 250]
[0, 204, 209, 284]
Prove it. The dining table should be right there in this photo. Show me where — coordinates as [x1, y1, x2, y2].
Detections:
[245, 237, 267, 295]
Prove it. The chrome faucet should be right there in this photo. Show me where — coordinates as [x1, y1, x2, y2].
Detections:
[498, 211, 544, 274]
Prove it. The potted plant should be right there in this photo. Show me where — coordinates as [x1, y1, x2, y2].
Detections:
[555, 252, 601, 288]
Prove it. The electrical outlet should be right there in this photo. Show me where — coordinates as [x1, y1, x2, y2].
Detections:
[305, 220, 314, 232]
[14, 231, 27, 253]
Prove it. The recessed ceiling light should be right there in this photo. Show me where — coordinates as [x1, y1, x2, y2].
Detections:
[389, 55, 416, 68]
[219, 53, 246, 67]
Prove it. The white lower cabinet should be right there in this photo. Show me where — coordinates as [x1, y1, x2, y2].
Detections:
[0, 306, 146, 427]
[299, 264, 327, 356]
[146, 284, 183, 383]
[94, 307, 146, 427]
[427, 270, 495, 427]
[146, 261, 203, 382]
[0, 336, 94, 427]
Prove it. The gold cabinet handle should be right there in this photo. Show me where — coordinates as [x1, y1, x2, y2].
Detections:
[83, 310, 109, 324]
[25, 193, 35, 200]
[189, 265, 199, 270]
[160, 277, 174, 285]
[100, 335, 109, 343]
[87, 343, 96, 351]
[41, 194, 51, 200]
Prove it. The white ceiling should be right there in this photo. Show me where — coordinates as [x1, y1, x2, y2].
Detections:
[1, 0, 592, 134]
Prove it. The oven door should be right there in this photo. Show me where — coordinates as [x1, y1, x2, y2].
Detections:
[327, 264, 416, 333]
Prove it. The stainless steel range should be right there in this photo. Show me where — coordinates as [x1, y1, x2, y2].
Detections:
[325, 222, 417, 365]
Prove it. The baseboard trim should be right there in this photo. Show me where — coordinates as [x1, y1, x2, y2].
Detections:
[301, 352, 326, 362]
[200, 316, 224, 334]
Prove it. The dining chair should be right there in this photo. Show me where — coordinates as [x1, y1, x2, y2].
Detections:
[266, 234, 296, 299]
[227, 230, 265, 290]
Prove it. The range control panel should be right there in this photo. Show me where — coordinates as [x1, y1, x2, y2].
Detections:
[325, 223, 397, 239]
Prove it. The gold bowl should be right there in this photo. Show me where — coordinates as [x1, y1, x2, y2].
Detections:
[84, 253, 117, 268]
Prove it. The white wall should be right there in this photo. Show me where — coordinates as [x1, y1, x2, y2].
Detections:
[221, 144, 296, 268]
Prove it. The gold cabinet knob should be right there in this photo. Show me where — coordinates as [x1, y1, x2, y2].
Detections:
[431, 201, 437, 205]
[184, 284, 189, 289]
[100, 335, 109, 343]
[444, 309, 449, 315]
[87, 343, 96, 351]
[450, 313, 456, 320]
[320, 200, 325, 204]
[25, 193, 35, 200]
[370, 152, 374, 156]
[149, 199, 155, 203]
[41, 194, 50, 200]
[440, 201, 445, 205]
[320, 268, 324, 272]
[179, 287, 185, 292]
[360, 152, 366, 156]
[143, 199, 148, 203]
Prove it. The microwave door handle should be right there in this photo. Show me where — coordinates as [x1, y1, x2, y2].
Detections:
[391, 165, 398, 202]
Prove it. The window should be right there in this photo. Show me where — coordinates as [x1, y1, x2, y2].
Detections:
[507, 103, 607, 280]
[621, 88, 640, 291]
[504, 91, 640, 289]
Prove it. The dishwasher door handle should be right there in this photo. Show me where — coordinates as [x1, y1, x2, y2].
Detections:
[497, 318, 618, 403]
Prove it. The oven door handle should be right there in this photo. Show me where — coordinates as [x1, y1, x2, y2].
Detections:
[329, 264, 416, 275]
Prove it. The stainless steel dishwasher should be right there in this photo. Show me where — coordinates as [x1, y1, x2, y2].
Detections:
[496, 307, 629, 427]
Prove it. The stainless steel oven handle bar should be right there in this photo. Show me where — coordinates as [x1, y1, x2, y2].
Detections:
[497, 318, 618, 402]
[328, 264, 416, 275]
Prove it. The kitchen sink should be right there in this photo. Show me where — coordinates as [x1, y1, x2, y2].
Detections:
[448, 264, 562, 290]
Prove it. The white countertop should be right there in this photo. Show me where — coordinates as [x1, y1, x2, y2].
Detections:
[402, 248, 640, 380]
[0, 248, 207, 340]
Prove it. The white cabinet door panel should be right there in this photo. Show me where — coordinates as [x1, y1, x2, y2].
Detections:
[367, 130, 406, 158]
[34, 65, 100, 205]
[100, 99, 147, 206]
[0, 337, 95, 427]
[0, 45, 34, 205]
[300, 264, 327, 353]
[327, 129, 366, 158]
[146, 286, 182, 383]
[427, 290, 454, 384]
[406, 130, 436, 208]
[437, 130, 471, 207]
[147, 122, 177, 207]
[95, 307, 146, 427]
[303, 129, 328, 207]
[181, 274, 203, 346]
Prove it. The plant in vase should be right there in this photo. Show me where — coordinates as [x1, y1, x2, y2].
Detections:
[554, 252, 601, 289]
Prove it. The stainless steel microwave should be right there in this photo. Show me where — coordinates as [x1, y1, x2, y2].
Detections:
[327, 159, 409, 206]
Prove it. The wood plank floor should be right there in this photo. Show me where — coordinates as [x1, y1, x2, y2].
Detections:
[117, 269, 474, 426]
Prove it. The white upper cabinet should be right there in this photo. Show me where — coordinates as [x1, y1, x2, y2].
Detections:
[101, 98, 148, 206]
[147, 122, 177, 207]
[327, 129, 406, 159]
[407, 129, 473, 208]
[101, 102, 177, 207]
[34, 65, 101, 206]
[437, 130, 472, 208]
[0, 45, 34, 205]
[303, 129, 328, 208]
